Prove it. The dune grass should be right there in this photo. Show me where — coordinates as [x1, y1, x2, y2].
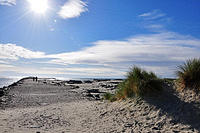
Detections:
[104, 66, 163, 101]
[176, 58, 200, 92]
[103, 92, 116, 102]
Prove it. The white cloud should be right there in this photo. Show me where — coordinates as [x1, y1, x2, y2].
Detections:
[45, 31, 200, 77]
[0, 43, 46, 60]
[0, 60, 9, 64]
[144, 24, 165, 31]
[139, 9, 166, 20]
[0, 64, 15, 72]
[48, 32, 200, 65]
[0, 0, 16, 6]
[58, 0, 88, 19]
[0, 65, 124, 78]
[0, 31, 200, 78]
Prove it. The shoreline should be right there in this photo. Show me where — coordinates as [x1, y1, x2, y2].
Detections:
[1, 77, 124, 88]
[0, 78, 20, 88]
[0, 77, 123, 109]
[0, 77, 124, 98]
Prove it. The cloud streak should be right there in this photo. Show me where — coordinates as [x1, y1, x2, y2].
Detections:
[0, 0, 16, 6]
[139, 9, 166, 20]
[0, 31, 200, 78]
[0, 43, 45, 60]
[47, 32, 200, 77]
[48, 32, 200, 65]
[58, 0, 88, 19]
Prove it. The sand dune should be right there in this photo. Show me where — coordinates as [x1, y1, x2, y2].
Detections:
[0, 77, 199, 133]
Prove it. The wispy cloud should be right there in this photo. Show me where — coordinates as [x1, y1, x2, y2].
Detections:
[48, 32, 200, 65]
[139, 10, 172, 33]
[0, 64, 124, 78]
[0, 0, 16, 6]
[144, 24, 165, 31]
[0, 64, 14, 72]
[0, 31, 200, 78]
[139, 9, 166, 20]
[0, 43, 45, 60]
[58, 0, 88, 19]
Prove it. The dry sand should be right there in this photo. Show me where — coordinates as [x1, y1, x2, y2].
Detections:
[0, 78, 200, 133]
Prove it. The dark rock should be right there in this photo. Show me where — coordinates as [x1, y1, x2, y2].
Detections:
[52, 82, 62, 86]
[0, 90, 4, 97]
[99, 84, 107, 88]
[152, 126, 159, 130]
[67, 80, 83, 84]
[114, 79, 124, 81]
[99, 83, 118, 89]
[86, 92, 101, 100]
[0, 89, 4, 97]
[69, 85, 80, 89]
[93, 79, 111, 82]
[75, 86, 79, 88]
[87, 89, 100, 93]
[83, 80, 93, 84]
[172, 130, 179, 133]
[3, 86, 7, 89]
[124, 123, 133, 127]
[94, 94, 100, 100]
[108, 81, 122, 84]
[86, 93, 94, 98]
[8, 82, 17, 87]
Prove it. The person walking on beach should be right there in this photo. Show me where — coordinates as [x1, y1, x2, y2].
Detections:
[33, 77, 38, 81]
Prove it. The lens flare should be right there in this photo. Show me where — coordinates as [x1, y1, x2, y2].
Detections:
[28, 0, 49, 14]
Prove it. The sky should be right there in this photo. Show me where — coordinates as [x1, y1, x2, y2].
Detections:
[0, 0, 200, 79]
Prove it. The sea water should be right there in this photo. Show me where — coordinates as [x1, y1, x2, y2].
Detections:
[0, 78, 19, 88]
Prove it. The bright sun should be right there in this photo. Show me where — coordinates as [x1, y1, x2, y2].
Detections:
[28, 0, 49, 14]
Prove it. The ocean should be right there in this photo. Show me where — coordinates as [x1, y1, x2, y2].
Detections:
[0, 78, 20, 88]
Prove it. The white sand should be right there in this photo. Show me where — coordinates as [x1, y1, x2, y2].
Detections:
[0, 78, 199, 133]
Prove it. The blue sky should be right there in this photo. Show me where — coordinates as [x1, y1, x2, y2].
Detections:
[0, 0, 200, 79]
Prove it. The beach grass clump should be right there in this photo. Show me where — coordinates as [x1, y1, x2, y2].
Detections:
[176, 58, 200, 92]
[103, 92, 113, 100]
[114, 67, 163, 100]
[103, 92, 116, 102]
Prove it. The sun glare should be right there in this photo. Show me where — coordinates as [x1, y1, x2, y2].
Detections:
[28, 0, 49, 14]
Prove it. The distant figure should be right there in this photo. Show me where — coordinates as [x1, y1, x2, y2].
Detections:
[33, 77, 38, 82]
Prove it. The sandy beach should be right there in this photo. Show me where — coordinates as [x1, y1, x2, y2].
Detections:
[0, 77, 200, 133]
[1, 0, 200, 132]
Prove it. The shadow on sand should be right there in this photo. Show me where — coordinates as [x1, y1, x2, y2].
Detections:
[144, 83, 200, 131]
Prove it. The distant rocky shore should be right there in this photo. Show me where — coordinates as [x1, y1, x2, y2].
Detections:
[0, 77, 123, 108]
